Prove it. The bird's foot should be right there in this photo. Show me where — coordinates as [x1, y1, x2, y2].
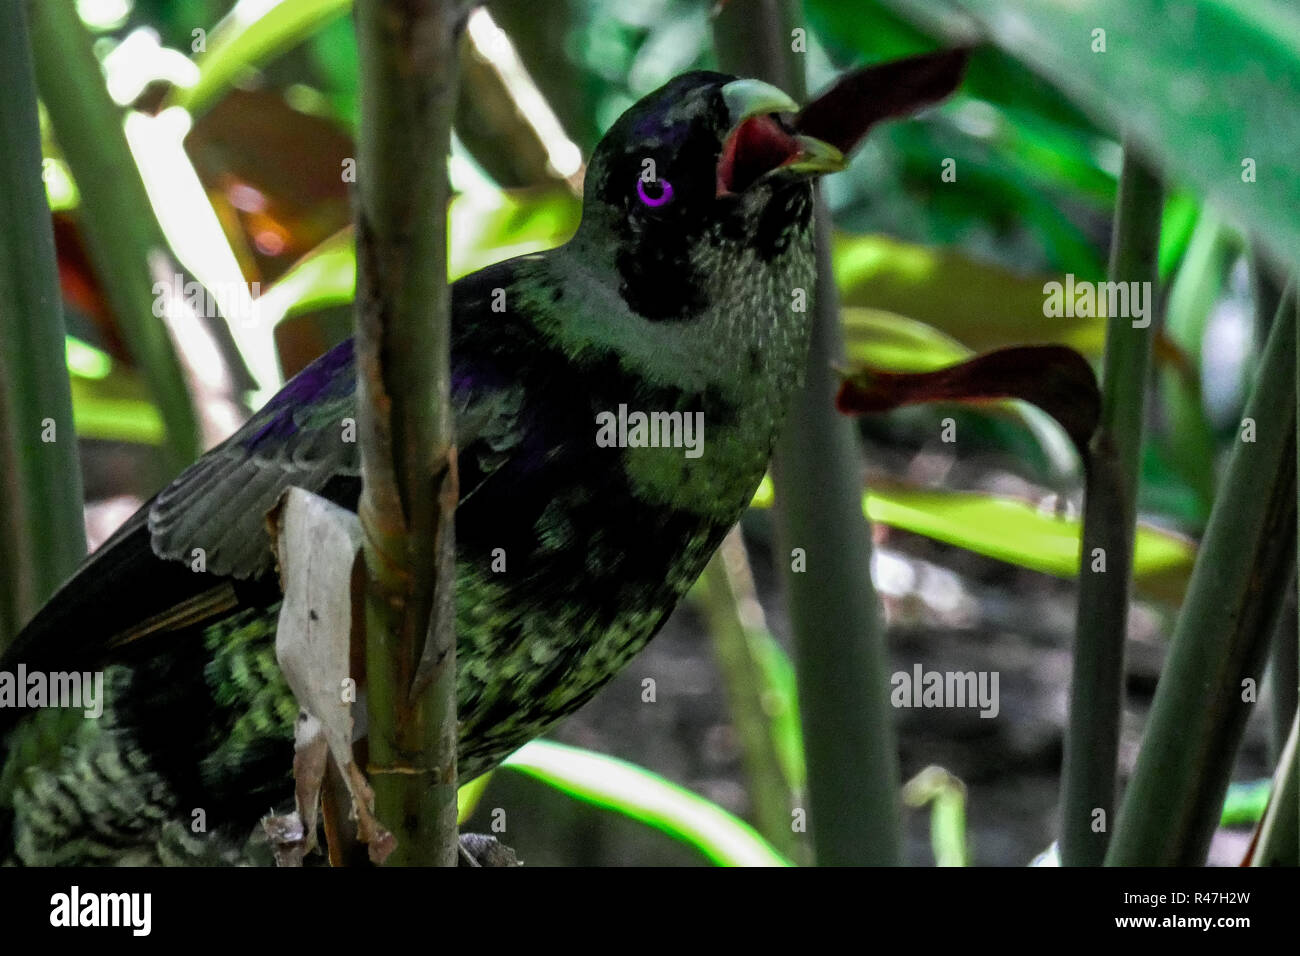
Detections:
[458, 832, 522, 867]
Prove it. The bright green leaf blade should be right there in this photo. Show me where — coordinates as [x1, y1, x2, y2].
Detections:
[69, 377, 165, 445]
[65, 336, 165, 443]
[1220, 779, 1271, 827]
[1159, 192, 1200, 281]
[501, 740, 791, 867]
[456, 772, 493, 826]
[879, 0, 1300, 279]
[864, 484, 1193, 594]
[749, 477, 1194, 600]
[42, 156, 78, 211]
[833, 233, 1106, 357]
[65, 336, 111, 380]
[172, 0, 353, 116]
[748, 628, 806, 793]
[842, 306, 970, 371]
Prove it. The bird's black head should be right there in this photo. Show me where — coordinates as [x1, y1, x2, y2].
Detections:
[574, 71, 843, 322]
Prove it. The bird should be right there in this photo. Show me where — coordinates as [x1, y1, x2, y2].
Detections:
[0, 56, 964, 864]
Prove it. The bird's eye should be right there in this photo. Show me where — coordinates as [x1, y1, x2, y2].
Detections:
[636, 176, 674, 208]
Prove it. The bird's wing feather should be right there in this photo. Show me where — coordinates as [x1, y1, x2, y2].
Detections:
[4, 259, 534, 670]
[148, 336, 362, 579]
[151, 258, 530, 581]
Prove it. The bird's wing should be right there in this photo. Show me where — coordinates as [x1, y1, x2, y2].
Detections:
[148, 335, 361, 580]
[4, 258, 534, 668]
[149, 259, 529, 582]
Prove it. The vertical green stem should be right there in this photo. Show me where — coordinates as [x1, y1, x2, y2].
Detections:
[1295, 281, 1300, 865]
[355, 0, 463, 866]
[713, 0, 902, 865]
[699, 529, 802, 860]
[1248, 710, 1296, 867]
[773, 202, 903, 865]
[1250, 252, 1294, 766]
[1268, 575, 1298, 764]
[1060, 149, 1161, 865]
[1107, 288, 1297, 866]
[26, 0, 201, 474]
[0, 0, 86, 649]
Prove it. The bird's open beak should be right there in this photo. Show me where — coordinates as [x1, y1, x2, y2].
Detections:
[717, 79, 846, 197]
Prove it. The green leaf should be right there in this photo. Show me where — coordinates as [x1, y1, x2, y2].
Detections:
[501, 740, 792, 867]
[842, 306, 969, 371]
[750, 477, 1194, 601]
[1156, 213, 1238, 510]
[259, 189, 581, 322]
[866, 484, 1193, 596]
[172, 0, 353, 116]
[804, 0, 1099, 132]
[747, 629, 806, 793]
[65, 336, 111, 380]
[29, 0, 202, 473]
[903, 766, 970, 866]
[1158, 192, 1200, 281]
[833, 233, 1106, 357]
[455, 772, 494, 826]
[69, 373, 166, 446]
[1220, 779, 1271, 827]
[878, 0, 1300, 279]
[63, 336, 165, 444]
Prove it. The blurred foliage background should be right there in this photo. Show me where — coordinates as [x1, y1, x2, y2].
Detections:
[5, 0, 1298, 865]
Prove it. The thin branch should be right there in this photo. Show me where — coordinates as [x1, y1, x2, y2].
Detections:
[354, 0, 467, 866]
[1060, 148, 1161, 866]
[0, 0, 86, 649]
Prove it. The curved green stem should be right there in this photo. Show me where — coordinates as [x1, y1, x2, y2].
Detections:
[0, 0, 86, 648]
[1060, 149, 1161, 866]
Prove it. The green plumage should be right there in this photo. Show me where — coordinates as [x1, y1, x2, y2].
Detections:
[1, 71, 825, 865]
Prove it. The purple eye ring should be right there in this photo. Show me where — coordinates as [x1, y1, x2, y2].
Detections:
[636, 176, 674, 208]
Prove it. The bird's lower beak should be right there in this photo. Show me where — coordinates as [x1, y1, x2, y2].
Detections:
[783, 134, 848, 176]
[717, 79, 846, 196]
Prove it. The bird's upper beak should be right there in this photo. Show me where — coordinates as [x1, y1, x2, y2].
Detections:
[716, 79, 845, 197]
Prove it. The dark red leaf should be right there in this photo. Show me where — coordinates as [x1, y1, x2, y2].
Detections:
[794, 48, 972, 156]
[836, 344, 1101, 454]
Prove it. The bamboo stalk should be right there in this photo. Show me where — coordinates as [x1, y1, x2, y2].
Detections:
[712, 0, 902, 865]
[1106, 288, 1298, 866]
[354, 0, 466, 866]
[1255, 254, 1297, 765]
[0, 0, 86, 649]
[1060, 149, 1161, 866]
[26, 0, 201, 474]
